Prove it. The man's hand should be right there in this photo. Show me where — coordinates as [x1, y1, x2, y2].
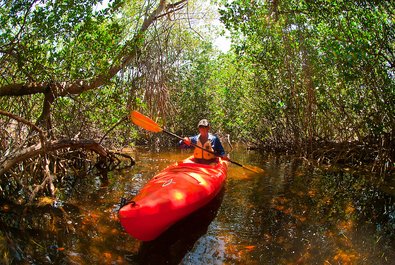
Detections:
[221, 155, 230, 161]
[183, 137, 191, 146]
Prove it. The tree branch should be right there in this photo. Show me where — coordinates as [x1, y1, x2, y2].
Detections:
[0, 139, 108, 176]
[0, 109, 46, 148]
[0, 0, 187, 98]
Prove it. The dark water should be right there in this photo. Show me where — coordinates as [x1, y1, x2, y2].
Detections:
[1, 146, 395, 264]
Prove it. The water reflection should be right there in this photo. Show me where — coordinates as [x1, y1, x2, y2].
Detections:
[0, 147, 394, 264]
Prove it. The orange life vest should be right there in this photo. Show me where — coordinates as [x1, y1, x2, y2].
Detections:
[193, 138, 216, 160]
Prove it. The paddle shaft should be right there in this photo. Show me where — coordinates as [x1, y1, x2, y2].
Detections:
[166, 129, 249, 169]
[130, 110, 263, 173]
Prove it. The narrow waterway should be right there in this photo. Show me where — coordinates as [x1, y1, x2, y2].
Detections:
[1, 146, 394, 264]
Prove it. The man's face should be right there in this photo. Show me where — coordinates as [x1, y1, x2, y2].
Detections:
[198, 126, 209, 137]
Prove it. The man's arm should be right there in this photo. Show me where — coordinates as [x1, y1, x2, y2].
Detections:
[212, 135, 226, 157]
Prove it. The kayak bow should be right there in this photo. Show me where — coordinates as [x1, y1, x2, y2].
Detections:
[119, 156, 228, 241]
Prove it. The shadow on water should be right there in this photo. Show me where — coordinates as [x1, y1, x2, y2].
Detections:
[131, 189, 224, 265]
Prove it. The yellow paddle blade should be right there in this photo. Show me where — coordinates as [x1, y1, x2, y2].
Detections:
[242, 165, 265, 174]
[229, 159, 265, 174]
[130, 111, 163, 133]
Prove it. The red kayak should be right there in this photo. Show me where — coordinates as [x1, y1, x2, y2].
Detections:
[119, 156, 228, 241]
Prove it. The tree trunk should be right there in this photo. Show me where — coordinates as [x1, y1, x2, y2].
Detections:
[36, 89, 55, 133]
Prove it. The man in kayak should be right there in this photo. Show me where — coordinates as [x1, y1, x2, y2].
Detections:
[180, 119, 228, 164]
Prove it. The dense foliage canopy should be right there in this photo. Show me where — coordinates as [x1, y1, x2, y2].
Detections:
[214, 0, 395, 148]
[174, 0, 394, 166]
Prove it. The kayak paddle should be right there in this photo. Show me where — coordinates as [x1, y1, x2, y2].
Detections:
[129, 110, 264, 174]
